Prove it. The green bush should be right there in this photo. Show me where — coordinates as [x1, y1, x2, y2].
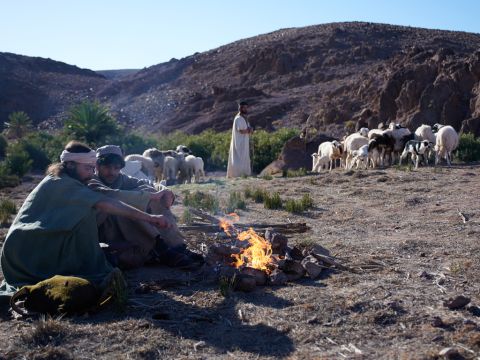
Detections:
[284, 194, 314, 214]
[282, 168, 308, 178]
[225, 191, 246, 213]
[115, 133, 157, 155]
[0, 134, 8, 158]
[182, 190, 219, 213]
[4, 143, 33, 177]
[251, 128, 298, 173]
[455, 133, 480, 162]
[0, 198, 17, 225]
[64, 101, 119, 145]
[4, 111, 32, 139]
[264, 192, 282, 210]
[244, 187, 267, 203]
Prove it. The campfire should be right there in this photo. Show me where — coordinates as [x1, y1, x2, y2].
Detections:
[183, 209, 347, 292]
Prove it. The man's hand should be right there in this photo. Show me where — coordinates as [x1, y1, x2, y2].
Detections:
[149, 189, 175, 207]
[148, 214, 172, 229]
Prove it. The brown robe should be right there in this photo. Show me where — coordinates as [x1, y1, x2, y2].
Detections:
[88, 174, 185, 269]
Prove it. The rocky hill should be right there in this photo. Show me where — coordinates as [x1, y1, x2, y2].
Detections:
[2, 22, 480, 137]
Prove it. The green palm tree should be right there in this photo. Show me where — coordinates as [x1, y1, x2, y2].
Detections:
[4, 111, 32, 139]
[64, 101, 119, 145]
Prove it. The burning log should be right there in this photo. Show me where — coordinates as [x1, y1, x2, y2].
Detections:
[234, 274, 257, 292]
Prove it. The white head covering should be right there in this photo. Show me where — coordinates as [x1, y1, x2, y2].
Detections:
[60, 150, 97, 165]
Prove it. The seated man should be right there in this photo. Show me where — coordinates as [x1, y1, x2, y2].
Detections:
[0, 141, 172, 296]
[88, 145, 203, 270]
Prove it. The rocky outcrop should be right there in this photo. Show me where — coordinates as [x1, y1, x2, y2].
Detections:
[3, 22, 480, 138]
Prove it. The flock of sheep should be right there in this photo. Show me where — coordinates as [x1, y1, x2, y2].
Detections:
[122, 145, 205, 185]
[312, 123, 460, 172]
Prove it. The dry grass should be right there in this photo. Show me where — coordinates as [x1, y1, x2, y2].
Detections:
[1, 166, 480, 358]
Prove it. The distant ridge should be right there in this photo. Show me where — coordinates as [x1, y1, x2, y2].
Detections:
[2, 22, 480, 137]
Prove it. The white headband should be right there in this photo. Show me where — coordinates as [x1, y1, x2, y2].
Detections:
[60, 150, 97, 165]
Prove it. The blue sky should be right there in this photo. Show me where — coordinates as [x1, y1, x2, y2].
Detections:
[0, 0, 476, 70]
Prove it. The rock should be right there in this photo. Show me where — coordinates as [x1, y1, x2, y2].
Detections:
[438, 347, 465, 360]
[431, 316, 445, 328]
[279, 260, 306, 281]
[418, 271, 435, 280]
[301, 256, 324, 279]
[240, 267, 267, 286]
[264, 229, 288, 255]
[467, 305, 480, 317]
[444, 295, 471, 310]
[234, 274, 256, 292]
[269, 270, 288, 286]
[288, 246, 305, 261]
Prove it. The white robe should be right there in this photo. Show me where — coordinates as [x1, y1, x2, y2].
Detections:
[226, 114, 251, 178]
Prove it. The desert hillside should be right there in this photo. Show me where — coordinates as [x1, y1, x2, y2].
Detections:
[2, 22, 480, 137]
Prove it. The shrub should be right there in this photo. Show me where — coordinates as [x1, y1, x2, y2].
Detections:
[4, 143, 33, 177]
[284, 194, 314, 214]
[283, 168, 308, 178]
[251, 128, 298, 173]
[181, 209, 194, 225]
[0, 134, 8, 158]
[4, 111, 32, 139]
[182, 190, 219, 213]
[244, 188, 267, 203]
[64, 101, 119, 145]
[455, 133, 480, 162]
[114, 132, 157, 155]
[264, 192, 282, 210]
[344, 120, 355, 133]
[0, 198, 17, 225]
[225, 191, 246, 213]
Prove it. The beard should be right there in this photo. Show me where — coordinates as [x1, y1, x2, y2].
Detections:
[65, 165, 90, 183]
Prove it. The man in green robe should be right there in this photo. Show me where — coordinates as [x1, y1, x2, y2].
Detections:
[0, 141, 171, 296]
[88, 145, 203, 269]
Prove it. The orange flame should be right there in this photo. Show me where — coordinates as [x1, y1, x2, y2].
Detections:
[218, 213, 239, 236]
[231, 228, 273, 273]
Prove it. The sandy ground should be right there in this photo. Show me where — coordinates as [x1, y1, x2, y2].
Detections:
[1, 165, 480, 359]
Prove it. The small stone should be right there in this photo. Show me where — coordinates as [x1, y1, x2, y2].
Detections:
[418, 271, 434, 280]
[301, 255, 324, 279]
[264, 229, 288, 255]
[431, 316, 445, 328]
[438, 347, 464, 359]
[289, 246, 305, 261]
[444, 295, 471, 310]
[279, 259, 306, 281]
[269, 269, 288, 286]
[234, 274, 256, 292]
[467, 305, 480, 317]
[240, 267, 267, 286]
[419, 252, 426, 257]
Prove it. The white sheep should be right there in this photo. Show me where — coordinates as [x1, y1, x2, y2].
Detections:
[349, 144, 369, 169]
[142, 148, 165, 182]
[188, 155, 205, 182]
[344, 133, 369, 169]
[434, 125, 459, 167]
[124, 154, 155, 181]
[358, 127, 369, 138]
[163, 155, 181, 184]
[311, 153, 330, 173]
[317, 141, 343, 171]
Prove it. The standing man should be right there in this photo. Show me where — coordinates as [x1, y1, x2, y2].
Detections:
[227, 101, 254, 178]
[88, 145, 203, 270]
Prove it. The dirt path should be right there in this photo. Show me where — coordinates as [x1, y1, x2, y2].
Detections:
[1, 166, 480, 359]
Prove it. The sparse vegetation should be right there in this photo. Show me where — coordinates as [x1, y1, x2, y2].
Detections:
[455, 133, 480, 162]
[0, 198, 17, 225]
[21, 316, 69, 347]
[264, 192, 282, 210]
[182, 190, 219, 213]
[283, 168, 308, 178]
[284, 194, 314, 214]
[344, 120, 355, 133]
[219, 274, 236, 297]
[3, 111, 32, 139]
[225, 191, 246, 213]
[181, 209, 194, 225]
